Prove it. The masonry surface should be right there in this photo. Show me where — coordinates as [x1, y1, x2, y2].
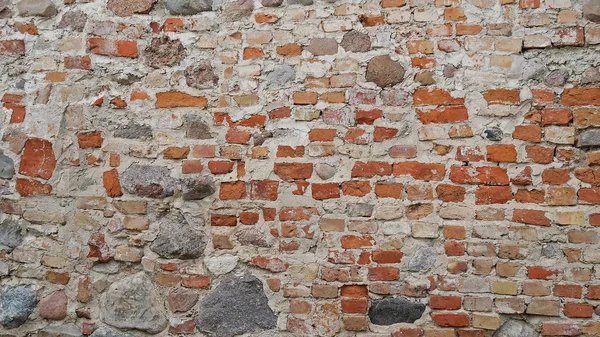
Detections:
[0, 0, 600, 336]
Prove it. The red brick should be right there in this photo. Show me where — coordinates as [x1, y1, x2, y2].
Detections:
[208, 161, 234, 174]
[356, 109, 383, 125]
[513, 125, 542, 142]
[393, 162, 446, 181]
[16, 178, 52, 197]
[351, 161, 393, 178]
[526, 145, 554, 164]
[312, 183, 340, 200]
[541, 322, 582, 336]
[372, 250, 402, 264]
[374, 183, 403, 199]
[528, 266, 559, 280]
[449, 166, 509, 185]
[0, 40, 25, 55]
[156, 91, 207, 108]
[374, 127, 398, 142]
[486, 144, 517, 162]
[513, 209, 550, 226]
[430, 295, 462, 310]
[580, 188, 600, 204]
[475, 186, 512, 204]
[88, 37, 138, 58]
[560, 88, 600, 106]
[250, 180, 279, 201]
[341, 235, 374, 249]
[368, 267, 399, 281]
[341, 181, 371, 197]
[341, 298, 369, 313]
[431, 312, 470, 327]
[219, 181, 246, 200]
[553, 284, 582, 298]
[274, 163, 313, 180]
[483, 89, 520, 105]
[413, 89, 464, 105]
[542, 168, 569, 185]
[103, 169, 123, 197]
[542, 108, 573, 125]
[417, 106, 469, 124]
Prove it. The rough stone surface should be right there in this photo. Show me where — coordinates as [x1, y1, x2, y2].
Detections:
[150, 213, 205, 259]
[582, 67, 600, 85]
[57, 10, 87, 32]
[266, 64, 296, 88]
[306, 38, 338, 56]
[39, 291, 68, 320]
[544, 68, 569, 87]
[0, 151, 15, 179]
[493, 320, 537, 337]
[522, 58, 547, 80]
[113, 123, 153, 140]
[143, 36, 186, 68]
[205, 254, 238, 275]
[186, 115, 212, 139]
[368, 297, 426, 325]
[168, 288, 199, 312]
[236, 229, 270, 247]
[182, 176, 215, 200]
[101, 273, 168, 333]
[89, 327, 134, 337]
[341, 31, 371, 52]
[579, 129, 600, 147]
[484, 127, 503, 141]
[407, 246, 437, 271]
[185, 64, 219, 89]
[0, 285, 36, 328]
[107, 0, 155, 16]
[196, 272, 277, 337]
[261, 0, 283, 6]
[584, 0, 600, 22]
[17, 0, 56, 16]
[223, 0, 254, 19]
[121, 164, 178, 198]
[365, 55, 405, 88]
[315, 163, 336, 180]
[165, 0, 212, 14]
[38, 325, 83, 337]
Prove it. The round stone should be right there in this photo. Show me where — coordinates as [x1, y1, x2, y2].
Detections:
[341, 31, 371, 53]
[365, 55, 405, 88]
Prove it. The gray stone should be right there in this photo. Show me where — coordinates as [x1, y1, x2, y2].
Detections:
[143, 36, 186, 68]
[582, 67, 600, 85]
[112, 73, 142, 85]
[121, 165, 178, 198]
[544, 68, 569, 87]
[348, 203, 373, 217]
[165, 0, 212, 14]
[0, 285, 36, 328]
[168, 288, 199, 313]
[579, 129, 600, 147]
[57, 11, 87, 32]
[185, 64, 218, 89]
[186, 115, 212, 139]
[183, 176, 215, 200]
[341, 31, 371, 53]
[541, 243, 562, 258]
[0, 224, 18, 252]
[17, 0, 56, 17]
[0, 0, 11, 18]
[0, 151, 15, 179]
[38, 324, 83, 337]
[236, 229, 270, 247]
[222, 0, 253, 19]
[261, 0, 282, 6]
[407, 246, 437, 271]
[288, 0, 313, 4]
[584, 0, 600, 22]
[101, 273, 168, 334]
[366, 55, 405, 88]
[252, 129, 272, 146]
[444, 64, 458, 78]
[89, 327, 134, 337]
[368, 297, 425, 325]
[113, 123, 153, 140]
[205, 254, 238, 275]
[266, 64, 295, 89]
[315, 163, 336, 180]
[522, 58, 546, 80]
[306, 38, 338, 56]
[484, 127, 503, 141]
[493, 320, 536, 337]
[107, 0, 154, 16]
[196, 272, 277, 337]
[150, 213, 205, 259]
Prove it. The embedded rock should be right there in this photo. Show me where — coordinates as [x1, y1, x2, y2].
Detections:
[0, 285, 36, 328]
[579, 129, 600, 147]
[306, 38, 338, 56]
[113, 123, 153, 140]
[143, 36, 186, 68]
[0, 151, 15, 179]
[484, 127, 503, 141]
[165, 0, 212, 14]
[205, 254, 238, 275]
[38, 325, 82, 337]
[17, 0, 56, 17]
[522, 58, 546, 80]
[57, 10, 87, 32]
[121, 165, 178, 198]
[107, 0, 155, 16]
[196, 272, 277, 337]
[186, 116, 212, 139]
[366, 55, 405, 88]
[368, 297, 426, 325]
[236, 228, 270, 247]
[582, 67, 600, 85]
[315, 163, 336, 180]
[168, 288, 199, 313]
[101, 273, 168, 333]
[341, 31, 371, 53]
[183, 176, 215, 200]
[150, 213, 205, 259]
[223, 0, 253, 20]
[407, 246, 437, 271]
[544, 68, 569, 87]
[266, 64, 296, 88]
[89, 327, 134, 337]
[261, 0, 283, 6]
[185, 64, 218, 89]
[584, 0, 600, 22]
[493, 320, 536, 337]
[39, 291, 67, 320]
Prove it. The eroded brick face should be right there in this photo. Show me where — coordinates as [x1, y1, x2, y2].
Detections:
[1, 0, 600, 335]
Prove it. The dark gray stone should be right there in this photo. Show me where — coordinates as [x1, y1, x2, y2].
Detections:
[17, 0, 56, 16]
[493, 320, 536, 337]
[366, 55, 405, 88]
[306, 38, 338, 56]
[579, 129, 600, 147]
[582, 67, 600, 85]
[0, 151, 15, 179]
[407, 246, 436, 271]
[368, 297, 425, 325]
[150, 213, 205, 259]
[183, 176, 215, 200]
[0, 220, 22, 251]
[143, 36, 186, 68]
[0, 285, 36, 328]
[584, 0, 600, 23]
[113, 123, 153, 140]
[165, 0, 212, 14]
[484, 127, 503, 141]
[112, 73, 142, 85]
[89, 327, 134, 337]
[544, 68, 569, 87]
[186, 115, 212, 139]
[121, 165, 178, 198]
[185, 64, 218, 89]
[196, 272, 277, 337]
[341, 31, 371, 53]
[57, 11, 87, 32]
[101, 273, 168, 334]
[522, 58, 546, 81]
[266, 64, 295, 89]
[38, 325, 82, 337]
[261, 0, 282, 6]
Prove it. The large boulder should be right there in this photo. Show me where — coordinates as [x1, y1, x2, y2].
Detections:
[368, 297, 425, 325]
[0, 285, 37, 328]
[101, 273, 168, 333]
[121, 165, 178, 198]
[150, 213, 206, 259]
[196, 272, 277, 337]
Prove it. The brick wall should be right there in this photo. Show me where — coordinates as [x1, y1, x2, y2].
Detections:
[1, 0, 600, 335]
